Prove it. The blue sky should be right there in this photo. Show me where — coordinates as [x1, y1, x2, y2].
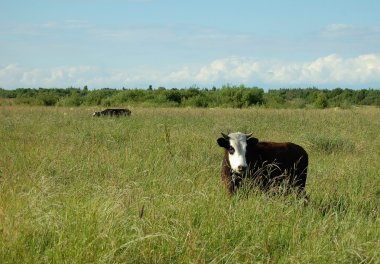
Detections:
[1, 0, 380, 89]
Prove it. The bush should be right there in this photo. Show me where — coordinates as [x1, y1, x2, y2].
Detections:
[183, 95, 209, 107]
[314, 92, 328, 109]
[57, 93, 83, 107]
[165, 90, 182, 105]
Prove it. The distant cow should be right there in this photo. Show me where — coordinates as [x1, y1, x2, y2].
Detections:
[93, 108, 131, 117]
[217, 132, 308, 197]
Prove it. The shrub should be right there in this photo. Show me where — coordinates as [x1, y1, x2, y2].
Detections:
[314, 92, 328, 109]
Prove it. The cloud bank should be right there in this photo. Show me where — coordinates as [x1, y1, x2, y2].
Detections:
[1, 54, 380, 89]
[191, 54, 380, 87]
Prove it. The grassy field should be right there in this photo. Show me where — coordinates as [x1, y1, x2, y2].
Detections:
[0, 106, 379, 263]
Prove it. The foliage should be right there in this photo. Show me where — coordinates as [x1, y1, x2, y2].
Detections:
[314, 92, 328, 109]
[0, 86, 379, 108]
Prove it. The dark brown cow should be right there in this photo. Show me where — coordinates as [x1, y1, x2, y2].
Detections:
[217, 132, 308, 197]
[93, 108, 131, 117]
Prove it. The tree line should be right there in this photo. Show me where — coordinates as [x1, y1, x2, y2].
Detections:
[0, 86, 379, 108]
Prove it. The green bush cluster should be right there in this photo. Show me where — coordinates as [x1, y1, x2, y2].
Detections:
[0, 86, 379, 108]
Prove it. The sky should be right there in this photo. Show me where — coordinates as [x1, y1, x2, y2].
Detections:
[1, 0, 380, 90]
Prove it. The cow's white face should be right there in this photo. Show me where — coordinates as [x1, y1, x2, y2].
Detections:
[217, 132, 249, 174]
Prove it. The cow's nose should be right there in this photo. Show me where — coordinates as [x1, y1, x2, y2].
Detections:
[238, 165, 247, 172]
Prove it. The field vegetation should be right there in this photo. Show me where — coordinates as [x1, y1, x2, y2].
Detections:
[0, 106, 379, 263]
[1, 86, 380, 108]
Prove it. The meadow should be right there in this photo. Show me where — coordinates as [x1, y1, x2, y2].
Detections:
[0, 106, 379, 263]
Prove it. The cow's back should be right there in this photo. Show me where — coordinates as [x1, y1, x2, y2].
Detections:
[249, 142, 306, 164]
[247, 141, 308, 189]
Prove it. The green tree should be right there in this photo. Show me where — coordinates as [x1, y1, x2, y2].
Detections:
[314, 92, 328, 109]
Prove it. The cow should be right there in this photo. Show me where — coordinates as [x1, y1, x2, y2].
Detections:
[217, 132, 308, 198]
[92, 108, 131, 117]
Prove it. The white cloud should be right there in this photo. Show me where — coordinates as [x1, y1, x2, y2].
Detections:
[1, 54, 380, 89]
[194, 58, 261, 84]
[190, 54, 380, 87]
[0, 64, 23, 87]
[295, 54, 380, 85]
[63, 20, 93, 29]
[164, 67, 192, 83]
[324, 24, 354, 33]
[320, 24, 380, 44]
[0, 65, 105, 88]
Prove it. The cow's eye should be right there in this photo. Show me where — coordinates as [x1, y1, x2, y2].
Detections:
[228, 146, 235, 155]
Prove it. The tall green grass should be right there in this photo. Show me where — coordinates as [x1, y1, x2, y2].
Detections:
[0, 106, 379, 263]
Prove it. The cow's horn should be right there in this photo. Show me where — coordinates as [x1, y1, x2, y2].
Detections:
[221, 132, 229, 139]
[245, 133, 253, 138]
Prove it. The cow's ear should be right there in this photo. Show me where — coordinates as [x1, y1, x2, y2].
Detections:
[247, 137, 258, 146]
[217, 137, 229, 149]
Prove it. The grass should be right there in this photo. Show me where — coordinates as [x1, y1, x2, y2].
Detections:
[0, 106, 379, 263]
